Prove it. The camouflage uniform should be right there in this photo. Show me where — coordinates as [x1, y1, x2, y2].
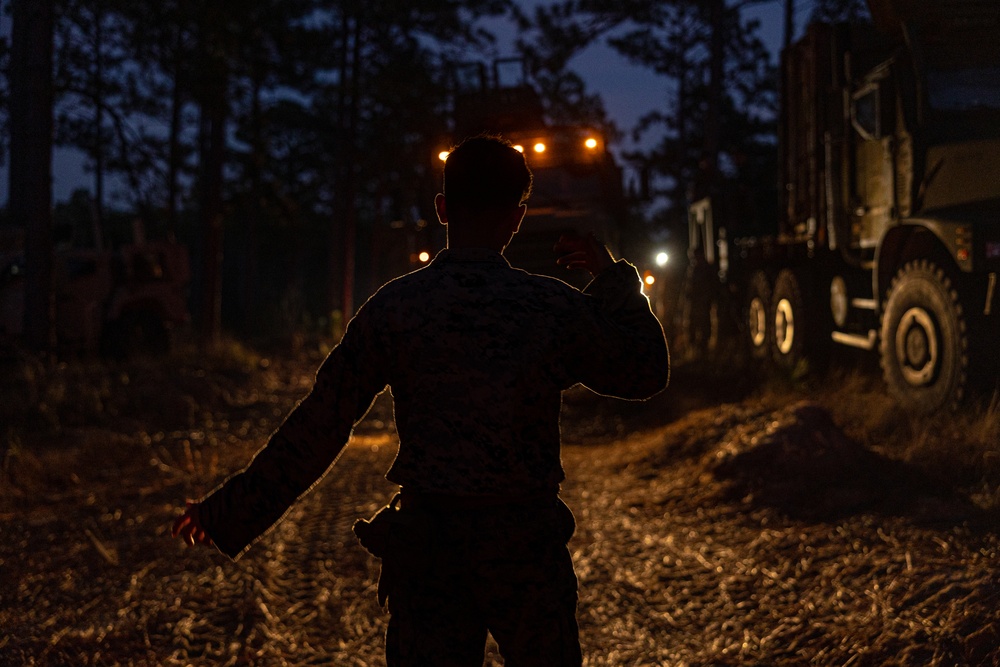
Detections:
[198, 247, 669, 665]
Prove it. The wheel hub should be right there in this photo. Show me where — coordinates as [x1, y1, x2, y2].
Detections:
[748, 297, 767, 347]
[775, 298, 794, 355]
[896, 307, 938, 386]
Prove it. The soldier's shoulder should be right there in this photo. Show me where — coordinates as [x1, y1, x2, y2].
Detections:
[371, 264, 435, 297]
[509, 266, 586, 299]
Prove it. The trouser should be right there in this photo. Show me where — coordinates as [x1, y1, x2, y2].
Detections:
[356, 493, 582, 667]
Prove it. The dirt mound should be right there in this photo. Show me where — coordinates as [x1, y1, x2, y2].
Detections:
[713, 401, 980, 523]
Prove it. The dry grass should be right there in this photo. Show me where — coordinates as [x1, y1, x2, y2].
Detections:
[2, 347, 999, 666]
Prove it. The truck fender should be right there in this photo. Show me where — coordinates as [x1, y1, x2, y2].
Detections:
[874, 223, 955, 312]
[875, 226, 914, 309]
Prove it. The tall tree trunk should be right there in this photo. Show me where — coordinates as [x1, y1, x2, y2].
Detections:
[167, 48, 183, 242]
[93, 4, 105, 250]
[196, 40, 228, 349]
[10, 0, 55, 352]
[328, 8, 355, 328]
[675, 48, 688, 211]
[341, 13, 362, 321]
[240, 67, 263, 334]
[784, 0, 795, 50]
[165, 4, 188, 243]
[197, 95, 226, 349]
[704, 0, 725, 170]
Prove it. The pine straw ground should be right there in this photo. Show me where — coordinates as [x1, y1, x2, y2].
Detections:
[1, 344, 999, 666]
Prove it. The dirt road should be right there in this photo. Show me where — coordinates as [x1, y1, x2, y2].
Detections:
[1, 354, 998, 665]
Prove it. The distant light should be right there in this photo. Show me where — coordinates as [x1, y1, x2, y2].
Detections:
[513, 144, 524, 153]
[418, 251, 431, 263]
[644, 274, 656, 286]
[655, 252, 669, 267]
[533, 142, 546, 153]
[438, 151, 450, 162]
[584, 137, 598, 149]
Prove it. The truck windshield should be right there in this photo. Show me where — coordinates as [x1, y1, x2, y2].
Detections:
[530, 167, 603, 208]
[927, 67, 1000, 112]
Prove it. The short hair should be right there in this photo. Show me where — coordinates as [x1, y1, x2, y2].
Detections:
[442, 135, 532, 218]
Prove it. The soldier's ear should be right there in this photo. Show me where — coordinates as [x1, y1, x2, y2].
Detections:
[435, 193, 448, 226]
[511, 203, 527, 234]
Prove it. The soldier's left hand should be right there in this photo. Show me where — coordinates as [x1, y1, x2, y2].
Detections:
[172, 500, 214, 547]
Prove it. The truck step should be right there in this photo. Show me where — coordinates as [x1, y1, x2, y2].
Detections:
[831, 330, 878, 350]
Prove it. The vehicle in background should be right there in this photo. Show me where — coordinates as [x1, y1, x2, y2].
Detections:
[438, 59, 626, 288]
[0, 224, 190, 358]
[682, 0, 1000, 411]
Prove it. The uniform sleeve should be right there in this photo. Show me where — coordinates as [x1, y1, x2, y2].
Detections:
[567, 259, 670, 399]
[198, 303, 389, 560]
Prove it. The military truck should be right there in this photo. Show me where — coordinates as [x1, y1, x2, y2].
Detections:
[0, 225, 190, 358]
[439, 59, 626, 288]
[687, 0, 1000, 411]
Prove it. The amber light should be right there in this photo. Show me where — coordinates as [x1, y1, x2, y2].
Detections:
[533, 142, 546, 153]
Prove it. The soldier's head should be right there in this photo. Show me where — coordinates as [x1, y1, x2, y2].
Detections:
[436, 135, 532, 250]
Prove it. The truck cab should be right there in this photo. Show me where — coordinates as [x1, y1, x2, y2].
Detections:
[848, 0, 1000, 409]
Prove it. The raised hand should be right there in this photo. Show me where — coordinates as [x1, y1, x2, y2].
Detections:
[553, 232, 615, 277]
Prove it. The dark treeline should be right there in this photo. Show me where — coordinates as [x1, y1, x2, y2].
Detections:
[1, 0, 867, 352]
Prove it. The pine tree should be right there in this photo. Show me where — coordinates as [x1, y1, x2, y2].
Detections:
[10, 0, 56, 351]
[810, 0, 869, 24]
[520, 1, 778, 232]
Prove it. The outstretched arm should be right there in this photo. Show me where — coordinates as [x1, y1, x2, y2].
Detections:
[175, 303, 389, 560]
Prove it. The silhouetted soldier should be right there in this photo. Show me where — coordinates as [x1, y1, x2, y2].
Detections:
[173, 135, 670, 666]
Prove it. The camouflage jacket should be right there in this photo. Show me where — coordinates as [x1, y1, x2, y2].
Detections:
[199, 247, 669, 559]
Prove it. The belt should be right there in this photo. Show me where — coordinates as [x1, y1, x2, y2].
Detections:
[398, 489, 557, 512]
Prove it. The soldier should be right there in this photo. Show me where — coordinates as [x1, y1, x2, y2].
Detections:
[173, 134, 669, 666]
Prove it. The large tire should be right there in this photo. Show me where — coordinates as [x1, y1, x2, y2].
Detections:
[745, 271, 772, 361]
[879, 260, 967, 412]
[771, 269, 806, 371]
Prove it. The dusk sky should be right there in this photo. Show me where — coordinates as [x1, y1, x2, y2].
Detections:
[3, 1, 803, 205]
[501, 1, 795, 158]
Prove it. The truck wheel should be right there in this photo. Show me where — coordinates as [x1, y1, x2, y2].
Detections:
[745, 271, 772, 360]
[880, 260, 967, 412]
[771, 269, 806, 371]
